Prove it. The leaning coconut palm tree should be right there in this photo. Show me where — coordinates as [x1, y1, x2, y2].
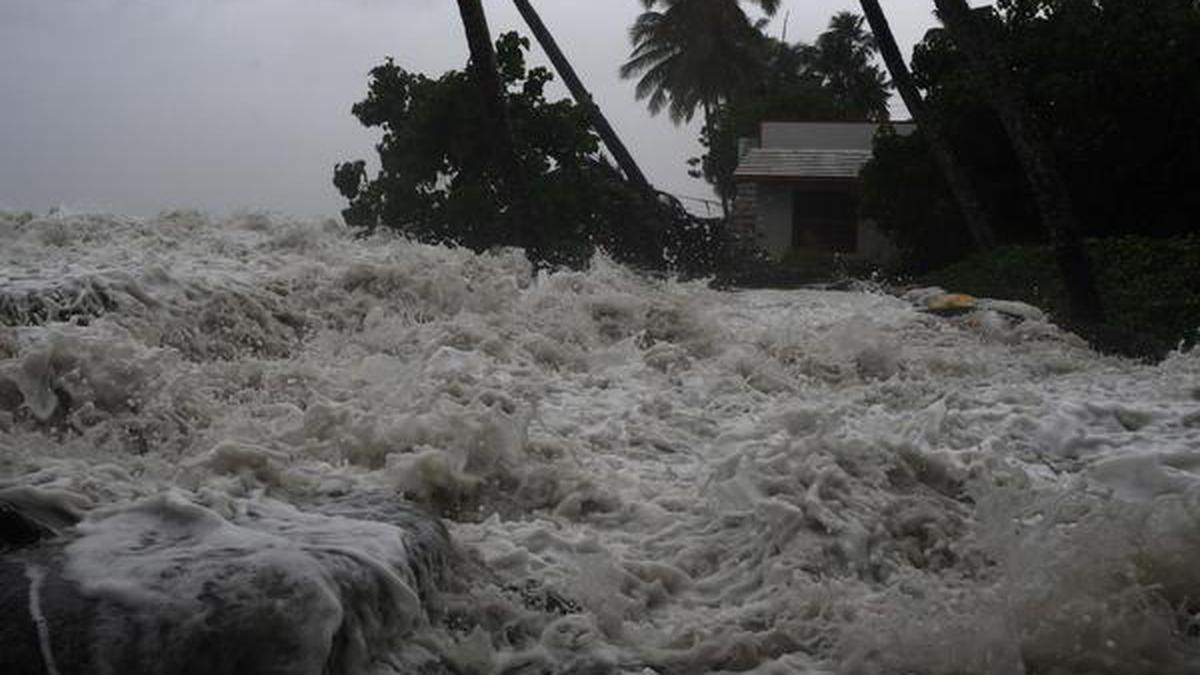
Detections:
[511, 0, 654, 195]
[620, 0, 781, 125]
[857, 0, 997, 251]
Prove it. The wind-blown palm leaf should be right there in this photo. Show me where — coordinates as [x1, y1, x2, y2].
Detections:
[621, 0, 774, 124]
[637, 0, 781, 13]
[810, 11, 890, 120]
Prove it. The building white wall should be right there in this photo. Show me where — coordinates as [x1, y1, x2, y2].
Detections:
[743, 122, 916, 262]
[760, 122, 916, 151]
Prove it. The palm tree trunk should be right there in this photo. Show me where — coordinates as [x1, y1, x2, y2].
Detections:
[933, 0, 1104, 324]
[701, 99, 731, 218]
[511, 0, 655, 196]
[858, 0, 996, 252]
[455, 0, 537, 254]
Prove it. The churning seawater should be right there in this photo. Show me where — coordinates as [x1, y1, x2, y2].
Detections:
[1, 210, 1199, 674]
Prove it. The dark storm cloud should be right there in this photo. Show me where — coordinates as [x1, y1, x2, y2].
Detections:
[0, 1, 936, 218]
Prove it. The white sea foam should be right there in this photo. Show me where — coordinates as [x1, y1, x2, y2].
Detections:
[1, 209, 1199, 673]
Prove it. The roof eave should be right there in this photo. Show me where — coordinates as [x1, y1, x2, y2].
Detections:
[734, 174, 862, 183]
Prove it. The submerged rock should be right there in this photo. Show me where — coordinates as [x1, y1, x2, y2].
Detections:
[0, 487, 83, 551]
[0, 503, 56, 551]
[0, 490, 461, 675]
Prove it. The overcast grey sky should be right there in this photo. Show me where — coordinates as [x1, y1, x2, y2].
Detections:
[0, 0, 937, 219]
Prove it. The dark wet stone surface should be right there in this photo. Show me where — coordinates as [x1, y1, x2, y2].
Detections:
[0, 494, 464, 675]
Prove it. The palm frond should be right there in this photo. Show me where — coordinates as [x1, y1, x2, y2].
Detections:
[621, 0, 771, 124]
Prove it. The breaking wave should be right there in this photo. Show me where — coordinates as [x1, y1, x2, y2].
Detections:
[1, 209, 1199, 673]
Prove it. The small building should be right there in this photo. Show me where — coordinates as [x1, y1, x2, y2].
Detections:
[732, 121, 914, 263]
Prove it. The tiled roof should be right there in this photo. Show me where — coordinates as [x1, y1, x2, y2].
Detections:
[733, 149, 873, 179]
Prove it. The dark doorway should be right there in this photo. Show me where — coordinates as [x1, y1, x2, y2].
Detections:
[792, 188, 857, 253]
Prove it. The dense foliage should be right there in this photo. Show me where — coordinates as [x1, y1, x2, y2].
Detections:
[335, 32, 743, 273]
[925, 235, 1200, 353]
[861, 0, 1200, 272]
[335, 34, 595, 256]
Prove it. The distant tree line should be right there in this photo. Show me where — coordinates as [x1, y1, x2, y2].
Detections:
[335, 0, 1198, 338]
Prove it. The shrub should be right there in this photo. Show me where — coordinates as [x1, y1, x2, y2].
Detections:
[925, 235, 1200, 349]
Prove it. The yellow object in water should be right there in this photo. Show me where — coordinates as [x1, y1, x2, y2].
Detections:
[925, 293, 977, 314]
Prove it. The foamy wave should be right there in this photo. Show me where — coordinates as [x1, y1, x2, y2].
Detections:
[1, 210, 1198, 673]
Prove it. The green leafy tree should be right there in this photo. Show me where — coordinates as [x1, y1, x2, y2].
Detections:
[335, 34, 601, 258]
[335, 32, 739, 273]
[935, 0, 1104, 324]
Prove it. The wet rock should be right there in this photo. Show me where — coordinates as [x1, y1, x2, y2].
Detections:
[0, 493, 462, 675]
[0, 488, 83, 551]
[0, 502, 56, 551]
